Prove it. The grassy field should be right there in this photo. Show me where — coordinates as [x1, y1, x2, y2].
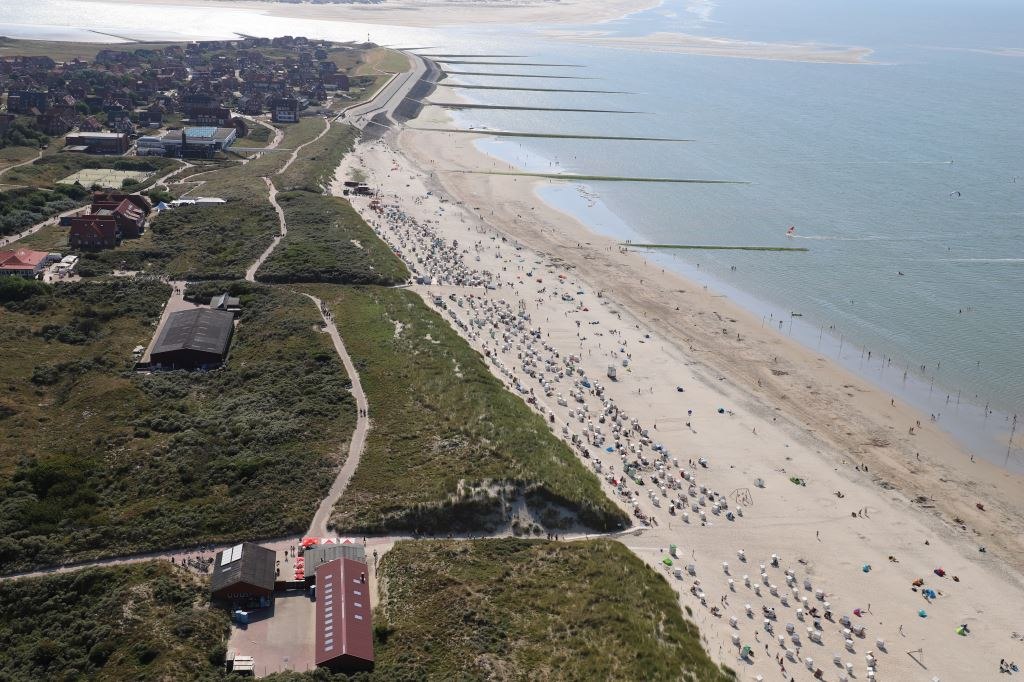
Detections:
[0, 280, 355, 572]
[1, 154, 177, 190]
[354, 47, 409, 76]
[276, 123, 357, 194]
[0, 561, 229, 680]
[76, 201, 279, 279]
[304, 285, 629, 534]
[0, 37, 183, 61]
[232, 122, 273, 148]
[256, 191, 408, 286]
[0, 145, 40, 172]
[371, 539, 735, 681]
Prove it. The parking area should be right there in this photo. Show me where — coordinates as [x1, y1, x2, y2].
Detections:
[227, 591, 316, 676]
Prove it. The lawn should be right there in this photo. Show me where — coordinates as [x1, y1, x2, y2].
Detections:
[370, 539, 735, 681]
[304, 285, 629, 534]
[255, 191, 408, 286]
[233, 121, 273, 148]
[0, 280, 355, 572]
[2, 154, 176, 190]
[0, 561, 229, 680]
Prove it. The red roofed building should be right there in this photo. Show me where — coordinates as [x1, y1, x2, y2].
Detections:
[314, 558, 374, 673]
[0, 249, 51, 277]
[68, 215, 118, 249]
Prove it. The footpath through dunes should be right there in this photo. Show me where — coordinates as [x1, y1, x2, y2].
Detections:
[304, 283, 630, 535]
[0, 280, 355, 574]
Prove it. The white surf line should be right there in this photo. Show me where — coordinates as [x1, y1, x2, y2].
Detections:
[302, 293, 372, 538]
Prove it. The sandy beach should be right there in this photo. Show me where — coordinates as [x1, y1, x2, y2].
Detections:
[78, 0, 663, 29]
[330, 90, 1024, 678]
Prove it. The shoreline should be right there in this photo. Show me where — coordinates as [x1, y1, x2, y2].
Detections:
[340, 108, 1024, 678]
[391, 100, 1024, 580]
[439, 90, 1020, 471]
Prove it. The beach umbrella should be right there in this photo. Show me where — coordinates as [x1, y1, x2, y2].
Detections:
[301, 537, 317, 548]
[918, 609, 927, 618]
[662, 557, 673, 566]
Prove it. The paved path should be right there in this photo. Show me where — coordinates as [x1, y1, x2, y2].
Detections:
[277, 116, 331, 177]
[0, 149, 42, 182]
[245, 177, 287, 282]
[341, 53, 427, 130]
[138, 280, 200, 364]
[0, 204, 87, 248]
[302, 293, 371, 538]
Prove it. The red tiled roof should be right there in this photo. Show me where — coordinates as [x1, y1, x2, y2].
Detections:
[0, 249, 48, 270]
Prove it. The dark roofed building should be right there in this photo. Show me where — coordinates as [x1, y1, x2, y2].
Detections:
[303, 543, 365, 577]
[314, 558, 374, 673]
[150, 308, 234, 369]
[210, 542, 276, 604]
[210, 292, 241, 314]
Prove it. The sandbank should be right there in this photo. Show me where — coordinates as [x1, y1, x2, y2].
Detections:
[77, 0, 663, 29]
[544, 30, 876, 64]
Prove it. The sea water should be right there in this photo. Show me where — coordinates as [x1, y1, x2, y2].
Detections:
[2, 0, 1021, 465]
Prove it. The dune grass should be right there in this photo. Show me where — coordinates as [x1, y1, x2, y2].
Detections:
[77, 201, 279, 280]
[305, 285, 629, 534]
[275, 123, 358, 194]
[256, 191, 409, 285]
[0, 281, 354, 572]
[0, 561, 229, 680]
[373, 538, 735, 681]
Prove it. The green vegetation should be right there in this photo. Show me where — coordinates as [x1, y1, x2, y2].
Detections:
[276, 123, 357, 193]
[409, 126, 693, 142]
[371, 539, 734, 681]
[0, 118, 49, 150]
[78, 201, 279, 279]
[462, 170, 749, 184]
[0, 561, 228, 680]
[2, 154, 176, 189]
[0, 184, 89, 237]
[233, 122, 272, 148]
[306, 285, 628, 534]
[627, 243, 809, 252]
[256, 191, 408, 286]
[0, 280, 355, 572]
[0, 37, 183, 61]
